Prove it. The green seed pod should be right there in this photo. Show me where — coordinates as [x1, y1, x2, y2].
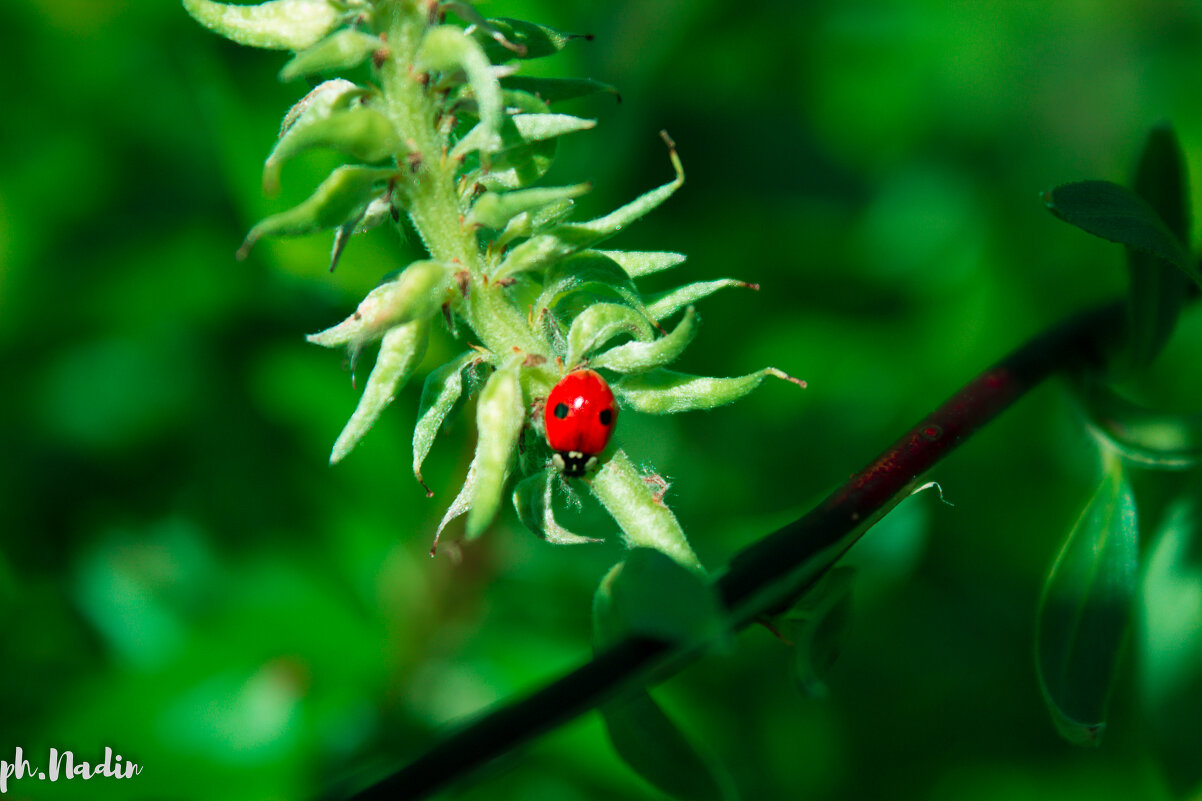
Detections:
[306, 259, 452, 351]
[613, 368, 806, 415]
[279, 29, 383, 82]
[591, 306, 698, 374]
[329, 318, 430, 464]
[182, 0, 341, 51]
[566, 303, 654, 368]
[469, 183, 590, 230]
[466, 365, 526, 538]
[238, 165, 397, 259]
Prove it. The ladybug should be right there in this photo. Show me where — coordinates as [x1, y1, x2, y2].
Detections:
[544, 369, 618, 477]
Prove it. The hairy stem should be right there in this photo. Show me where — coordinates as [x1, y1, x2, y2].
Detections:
[341, 301, 1126, 801]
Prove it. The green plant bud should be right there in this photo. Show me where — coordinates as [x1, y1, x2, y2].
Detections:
[412, 352, 478, 493]
[533, 253, 650, 320]
[1037, 454, 1138, 746]
[501, 76, 620, 104]
[566, 303, 654, 368]
[238, 165, 396, 259]
[306, 259, 451, 350]
[591, 306, 698, 374]
[466, 365, 526, 538]
[592, 249, 687, 279]
[645, 279, 757, 322]
[613, 368, 805, 415]
[264, 106, 399, 195]
[469, 183, 590, 230]
[452, 112, 594, 161]
[513, 470, 598, 545]
[330, 194, 393, 273]
[278, 79, 361, 138]
[474, 139, 557, 191]
[328, 318, 429, 464]
[279, 29, 382, 82]
[493, 199, 575, 250]
[182, 0, 341, 51]
[589, 450, 701, 572]
[419, 26, 502, 155]
[474, 17, 590, 62]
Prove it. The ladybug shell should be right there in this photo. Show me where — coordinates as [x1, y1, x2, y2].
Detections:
[544, 369, 618, 475]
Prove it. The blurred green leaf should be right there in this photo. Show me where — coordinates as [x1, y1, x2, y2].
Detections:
[501, 76, 620, 104]
[599, 691, 736, 801]
[475, 17, 591, 62]
[1043, 180, 1198, 288]
[1140, 498, 1202, 795]
[1126, 125, 1192, 368]
[1076, 376, 1202, 469]
[182, 0, 341, 51]
[592, 548, 720, 648]
[1036, 455, 1138, 746]
[776, 567, 855, 699]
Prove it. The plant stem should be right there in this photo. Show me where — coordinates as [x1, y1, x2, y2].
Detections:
[340, 300, 1126, 801]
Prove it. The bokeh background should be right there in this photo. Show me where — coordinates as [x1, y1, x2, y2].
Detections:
[3, 0, 1202, 799]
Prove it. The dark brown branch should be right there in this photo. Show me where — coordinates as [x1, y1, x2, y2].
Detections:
[338, 300, 1124, 801]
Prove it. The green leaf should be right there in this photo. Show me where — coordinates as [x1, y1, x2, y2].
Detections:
[1139, 499, 1202, 794]
[776, 567, 855, 698]
[412, 352, 478, 495]
[469, 183, 591, 230]
[613, 368, 805, 415]
[599, 692, 736, 801]
[589, 450, 701, 572]
[1127, 125, 1192, 369]
[182, 0, 341, 51]
[566, 303, 655, 368]
[593, 249, 688, 279]
[645, 280, 757, 322]
[238, 165, 396, 259]
[306, 259, 452, 351]
[474, 17, 591, 62]
[493, 199, 576, 250]
[592, 306, 698, 374]
[330, 194, 393, 273]
[263, 106, 399, 195]
[501, 76, 620, 104]
[420, 26, 503, 156]
[1043, 180, 1199, 287]
[328, 318, 429, 464]
[512, 470, 599, 545]
[1036, 455, 1139, 746]
[465, 365, 525, 538]
[279, 29, 382, 82]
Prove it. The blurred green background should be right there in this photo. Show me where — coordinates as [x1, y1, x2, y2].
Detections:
[3, 0, 1202, 799]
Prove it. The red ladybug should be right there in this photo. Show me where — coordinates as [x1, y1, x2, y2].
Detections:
[544, 369, 618, 477]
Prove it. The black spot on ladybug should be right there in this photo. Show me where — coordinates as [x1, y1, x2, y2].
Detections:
[554, 403, 569, 419]
[599, 409, 613, 426]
